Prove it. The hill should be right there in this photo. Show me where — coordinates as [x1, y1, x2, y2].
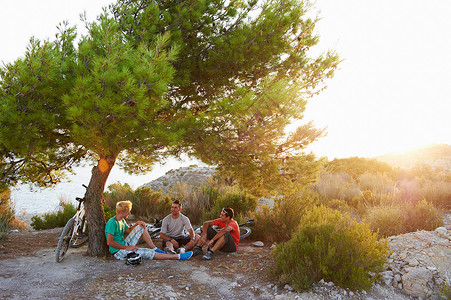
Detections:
[375, 144, 451, 170]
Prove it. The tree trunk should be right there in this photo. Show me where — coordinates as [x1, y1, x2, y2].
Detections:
[84, 155, 117, 257]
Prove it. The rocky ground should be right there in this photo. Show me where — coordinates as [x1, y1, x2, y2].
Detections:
[0, 212, 449, 300]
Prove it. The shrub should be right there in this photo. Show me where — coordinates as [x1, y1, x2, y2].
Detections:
[252, 189, 319, 243]
[103, 183, 172, 222]
[103, 182, 134, 209]
[366, 205, 406, 237]
[131, 187, 172, 221]
[0, 188, 15, 242]
[405, 199, 444, 232]
[365, 200, 443, 237]
[420, 180, 451, 208]
[30, 200, 76, 230]
[169, 182, 211, 225]
[201, 187, 257, 224]
[357, 172, 394, 194]
[271, 205, 389, 291]
[315, 171, 360, 202]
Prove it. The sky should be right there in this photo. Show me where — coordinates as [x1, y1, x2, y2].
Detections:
[1, 0, 450, 160]
[2, 0, 451, 213]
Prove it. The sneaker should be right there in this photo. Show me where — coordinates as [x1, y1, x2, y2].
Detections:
[163, 247, 176, 254]
[202, 250, 214, 260]
[179, 251, 193, 260]
[192, 246, 203, 257]
[153, 248, 164, 254]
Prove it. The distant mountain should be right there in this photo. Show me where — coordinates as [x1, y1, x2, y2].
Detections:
[375, 144, 451, 170]
[140, 166, 216, 194]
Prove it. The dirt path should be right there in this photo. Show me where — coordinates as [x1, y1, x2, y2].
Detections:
[0, 228, 414, 300]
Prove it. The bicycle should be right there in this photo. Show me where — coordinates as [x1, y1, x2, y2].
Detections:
[55, 184, 89, 262]
[193, 219, 254, 240]
[145, 218, 163, 239]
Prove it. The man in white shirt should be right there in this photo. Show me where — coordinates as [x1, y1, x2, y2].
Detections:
[160, 200, 200, 254]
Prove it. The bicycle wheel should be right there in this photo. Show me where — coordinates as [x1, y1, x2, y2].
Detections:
[150, 228, 161, 239]
[70, 217, 88, 248]
[193, 226, 202, 235]
[239, 226, 251, 240]
[56, 217, 75, 262]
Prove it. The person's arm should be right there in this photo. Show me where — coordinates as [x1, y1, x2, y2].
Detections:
[159, 232, 178, 246]
[125, 221, 145, 234]
[106, 233, 138, 251]
[201, 220, 215, 237]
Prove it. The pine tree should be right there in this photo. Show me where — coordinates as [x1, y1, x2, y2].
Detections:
[0, 0, 339, 256]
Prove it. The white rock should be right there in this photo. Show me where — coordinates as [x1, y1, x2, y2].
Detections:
[402, 267, 432, 298]
[435, 227, 448, 239]
[253, 241, 264, 247]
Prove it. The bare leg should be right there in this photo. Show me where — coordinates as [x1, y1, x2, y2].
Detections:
[210, 235, 226, 252]
[141, 228, 157, 249]
[183, 234, 200, 250]
[153, 253, 180, 260]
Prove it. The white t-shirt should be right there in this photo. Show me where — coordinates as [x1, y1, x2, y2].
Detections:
[160, 213, 193, 239]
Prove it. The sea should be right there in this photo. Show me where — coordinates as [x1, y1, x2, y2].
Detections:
[10, 157, 202, 215]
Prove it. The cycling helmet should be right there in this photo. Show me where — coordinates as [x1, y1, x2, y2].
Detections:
[125, 252, 142, 265]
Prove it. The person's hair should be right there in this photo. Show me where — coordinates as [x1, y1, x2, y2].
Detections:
[172, 200, 182, 208]
[222, 207, 234, 219]
[116, 201, 132, 213]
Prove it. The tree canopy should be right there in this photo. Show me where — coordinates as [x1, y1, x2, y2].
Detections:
[0, 0, 339, 256]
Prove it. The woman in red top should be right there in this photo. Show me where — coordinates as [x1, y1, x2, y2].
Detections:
[192, 207, 240, 260]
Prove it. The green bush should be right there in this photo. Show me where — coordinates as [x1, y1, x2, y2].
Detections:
[132, 187, 172, 221]
[103, 183, 172, 222]
[271, 205, 389, 291]
[405, 199, 444, 232]
[366, 205, 406, 237]
[201, 187, 257, 224]
[315, 171, 360, 202]
[169, 182, 211, 225]
[252, 189, 319, 243]
[420, 180, 451, 208]
[30, 201, 76, 230]
[366, 200, 444, 237]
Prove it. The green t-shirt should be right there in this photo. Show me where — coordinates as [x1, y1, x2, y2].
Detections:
[105, 216, 129, 254]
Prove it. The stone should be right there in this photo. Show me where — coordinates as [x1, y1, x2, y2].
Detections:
[253, 241, 264, 247]
[402, 267, 433, 298]
[435, 227, 448, 239]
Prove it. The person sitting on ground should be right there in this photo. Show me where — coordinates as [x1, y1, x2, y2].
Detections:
[192, 207, 240, 260]
[105, 200, 193, 261]
[160, 200, 200, 254]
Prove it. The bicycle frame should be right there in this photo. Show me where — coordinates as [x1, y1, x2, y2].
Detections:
[70, 205, 86, 243]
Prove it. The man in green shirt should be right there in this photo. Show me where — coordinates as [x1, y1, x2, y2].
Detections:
[105, 201, 193, 261]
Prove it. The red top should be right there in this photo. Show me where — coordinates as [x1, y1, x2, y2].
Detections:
[213, 218, 240, 248]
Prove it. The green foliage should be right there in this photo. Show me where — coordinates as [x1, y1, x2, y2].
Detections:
[0, 0, 339, 254]
[404, 199, 444, 232]
[252, 189, 319, 243]
[30, 201, 76, 230]
[103, 203, 116, 222]
[325, 157, 394, 180]
[201, 186, 258, 223]
[168, 182, 211, 225]
[419, 179, 451, 208]
[103, 182, 172, 222]
[366, 200, 444, 238]
[357, 172, 394, 194]
[314, 171, 360, 202]
[271, 205, 389, 291]
[0, 188, 14, 242]
[365, 205, 406, 237]
[441, 281, 451, 300]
